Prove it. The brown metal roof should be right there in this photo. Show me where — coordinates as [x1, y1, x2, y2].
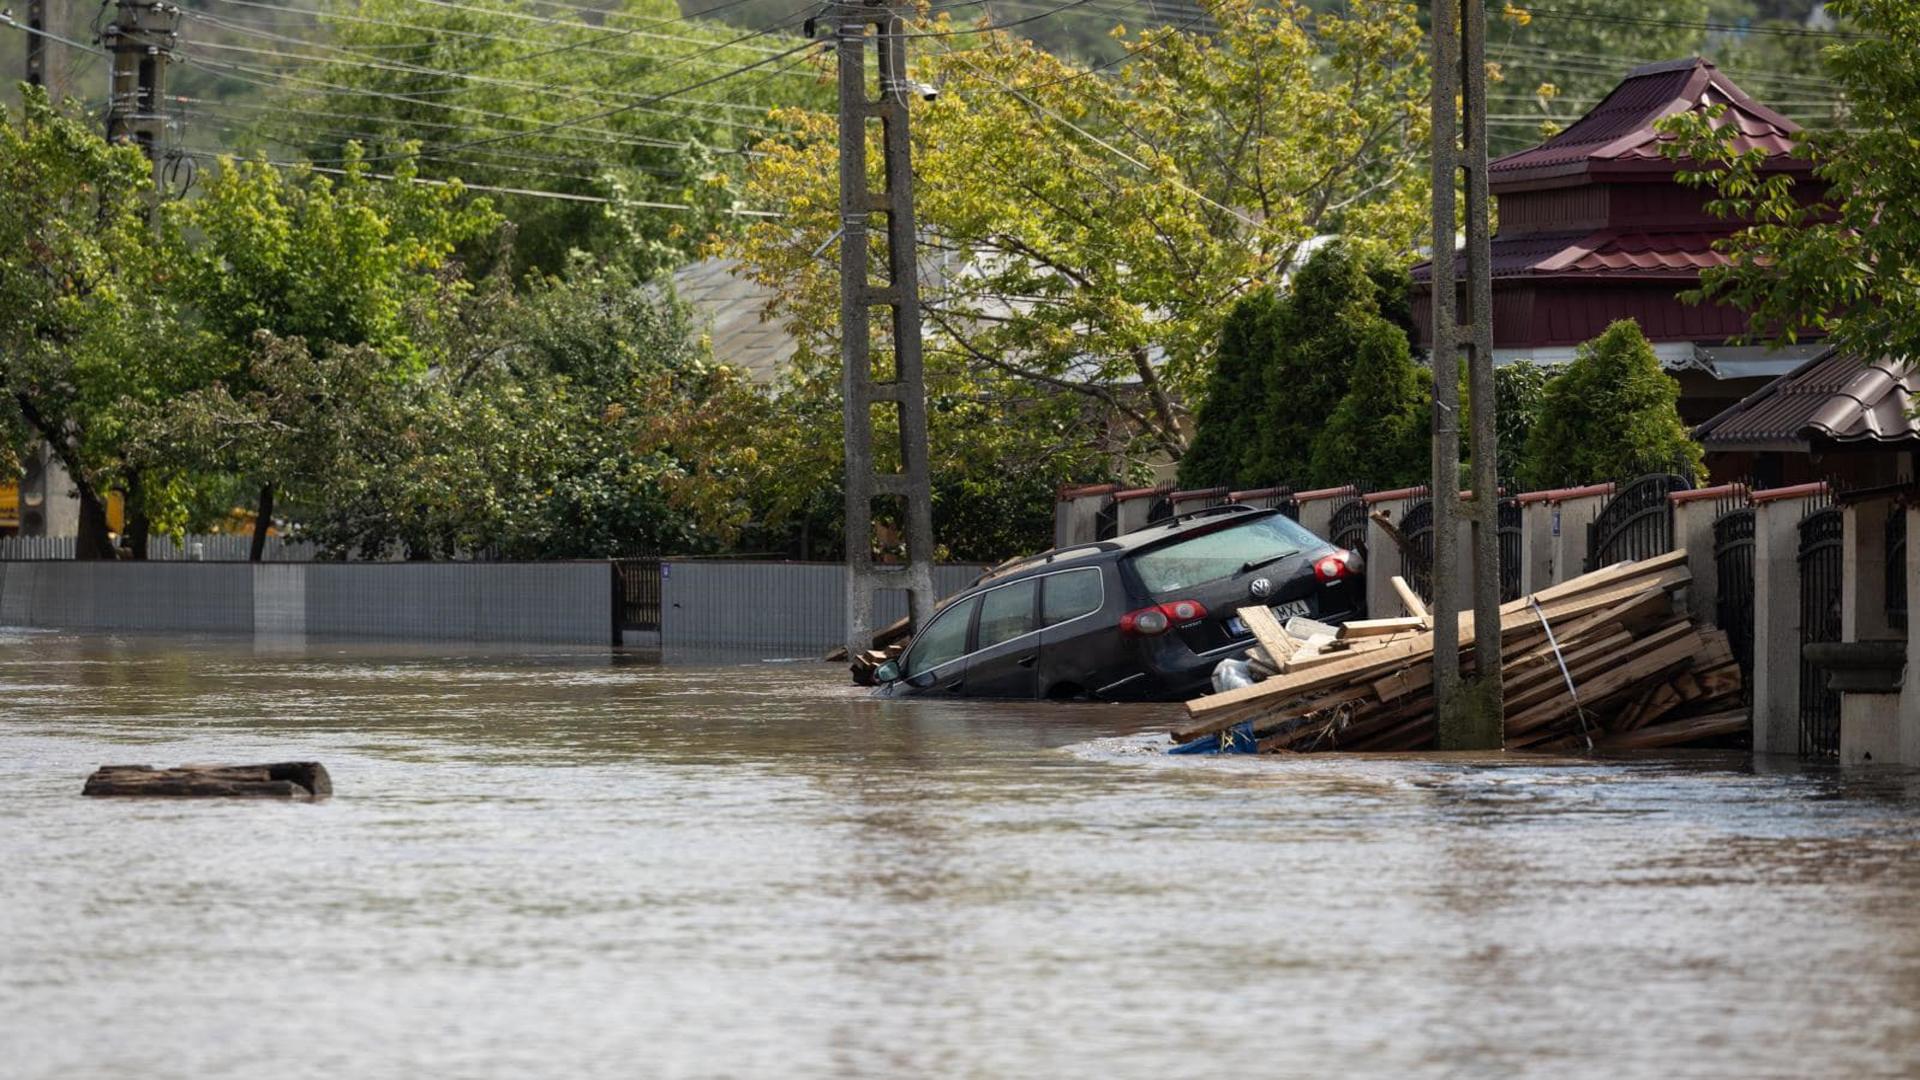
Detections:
[1693, 349, 1920, 451]
[1489, 58, 1805, 191]
[1415, 227, 1735, 283]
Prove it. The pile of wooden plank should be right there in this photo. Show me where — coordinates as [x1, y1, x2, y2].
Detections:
[1171, 550, 1748, 754]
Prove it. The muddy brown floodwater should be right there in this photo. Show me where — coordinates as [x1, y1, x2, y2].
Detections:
[3, 632, 1920, 1079]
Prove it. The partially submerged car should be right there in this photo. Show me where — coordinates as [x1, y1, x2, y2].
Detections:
[872, 505, 1364, 702]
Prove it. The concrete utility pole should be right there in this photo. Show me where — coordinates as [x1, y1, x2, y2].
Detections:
[1428, 0, 1503, 749]
[103, 0, 177, 186]
[24, 0, 59, 94]
[834, 0, 937, 660]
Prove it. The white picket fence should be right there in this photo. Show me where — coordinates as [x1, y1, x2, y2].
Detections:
[0, 534, 321, 561]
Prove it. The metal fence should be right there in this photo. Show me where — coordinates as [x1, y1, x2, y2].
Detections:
[1497, 497, 1523, 602]
[1797, 503, 1844, 758]
[1713, 506, 1757, 690]
[1400, 497, 1435, 603]
[1586, 473, 1691, 572]
[1888, 505, 1908, 633]
[614, 558, 662, 632]
[1329, 497, 1368, 561]
[0, 534, 320, 561]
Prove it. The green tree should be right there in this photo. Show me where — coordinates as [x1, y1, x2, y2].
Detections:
[1657, 0, 1920, 364]
[1179, 243, 1417, 488]
[731, 0, 1431, 466]
[0, 89, 172, 559]
[228, 0, 830, 280]
[1492, 360, 1551, 486]
[1519, 320, 1704, 489]
[159, 151, 500, 557]
[1178, 287, 1280, 489]
[1309, 315, 1430, 487]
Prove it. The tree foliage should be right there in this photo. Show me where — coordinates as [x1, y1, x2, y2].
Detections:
[1178, 243, 1420, 489]
[1519, 320, 1704, 489]
[1658, 0, 1920, 365]
[0, 89, 170, 557]
[1492, 360, 1551, 486]
[240, 0, 829, 279]
[731, 0, 1431, 466]
[1309, 316, 1430, 488]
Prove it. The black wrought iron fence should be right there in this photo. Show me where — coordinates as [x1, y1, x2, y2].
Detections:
[1713, 506, 1756, 689]
[1400, 497, 1435, 603]
[1888, 504, 1908, 633]
[1330, 496, 1368, 560]
[1497, 497, 1522, 602]
[1797, 504, 1843, 757]
[1586, 473, 1691, 572]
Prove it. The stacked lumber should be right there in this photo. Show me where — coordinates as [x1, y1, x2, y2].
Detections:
[1171, 550, 1749, 754]
[849, 640, 908, 686]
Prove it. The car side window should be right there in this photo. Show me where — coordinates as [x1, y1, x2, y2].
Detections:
[904, 597, 977, 677]
[1042, 568, 1103, 626]
[976, 580, 1037, 650]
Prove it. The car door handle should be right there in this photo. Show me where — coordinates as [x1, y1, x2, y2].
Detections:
[1017, 655, 1037, 668]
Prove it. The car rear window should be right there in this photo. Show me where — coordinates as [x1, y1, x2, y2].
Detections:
[1126, 514, 1326, 594]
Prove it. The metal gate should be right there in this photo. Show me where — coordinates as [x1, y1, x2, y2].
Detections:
[1497, 497, 1522, 602]
[1094, 498, 1118, 540]
[1146, 492, 1175, 525]
[1797, 506, 1843, 757]
[1400, 497, 1435, 603]
[1888, 505, 1908, 632]
[1586, 473, 1691, 571]
[1713, 507, 1756, 685]
[614, 558, 662, 633]
[1330, 496, 1368, 560]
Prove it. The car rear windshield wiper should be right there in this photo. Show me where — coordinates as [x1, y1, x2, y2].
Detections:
[1237, 550, 1295, 575]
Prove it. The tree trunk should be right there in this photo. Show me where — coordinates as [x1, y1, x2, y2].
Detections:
[250, 482, 275, 563]
[74, 486, 117, 560]
[125, 471, 149, 561]
[15, 393, 116, 560]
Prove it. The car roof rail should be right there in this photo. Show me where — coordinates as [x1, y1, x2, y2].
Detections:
[1161, 503, 1262, 528]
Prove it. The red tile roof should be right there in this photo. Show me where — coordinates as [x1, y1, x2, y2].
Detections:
[1490, 58, 1805, 190]
[1694, 350, 1920, 450]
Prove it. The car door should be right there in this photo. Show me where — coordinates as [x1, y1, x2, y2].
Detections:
[1035, 567, 1112, 696]
[898, 595, 977, 695]
[963, 579, 1041, 698]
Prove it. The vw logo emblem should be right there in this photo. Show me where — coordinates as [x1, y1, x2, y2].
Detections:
[1249, 577, 1274, 599]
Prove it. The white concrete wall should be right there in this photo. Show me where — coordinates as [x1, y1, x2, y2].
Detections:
[1365, 494, 1416, 617]
[1517, 499, 1555, 595]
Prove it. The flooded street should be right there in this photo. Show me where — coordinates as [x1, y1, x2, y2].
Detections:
[3, 633, 1919, 1079]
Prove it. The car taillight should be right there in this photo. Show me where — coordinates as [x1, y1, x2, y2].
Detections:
[1314, 549, 1354, 583]
[1121, 599, 1209, 636]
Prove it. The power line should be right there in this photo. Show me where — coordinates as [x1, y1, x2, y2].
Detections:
[301, 38, 828, 167]
[1518, 6, 1875, 41]
[172, 146, 782, 214]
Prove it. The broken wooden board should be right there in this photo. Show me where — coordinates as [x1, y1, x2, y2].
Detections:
[83, 763, 332, 800]
[1390, 576, 1430, 621]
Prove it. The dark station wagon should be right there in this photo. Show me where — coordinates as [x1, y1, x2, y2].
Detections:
[873, 505, 1365, 702]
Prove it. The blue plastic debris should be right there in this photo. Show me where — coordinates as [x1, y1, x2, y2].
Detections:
[1166, 720, 1257, 755]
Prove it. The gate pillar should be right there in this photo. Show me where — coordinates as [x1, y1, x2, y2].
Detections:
[1751, 483, 1828, 757]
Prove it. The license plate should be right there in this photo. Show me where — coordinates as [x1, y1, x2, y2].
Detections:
[1228, 599, 1310, 636]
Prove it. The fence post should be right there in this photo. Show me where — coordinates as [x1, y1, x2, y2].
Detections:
[1751, 484, 1825, 756]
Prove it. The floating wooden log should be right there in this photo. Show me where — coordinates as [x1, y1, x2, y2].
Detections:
[83, 763, 332, 800]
